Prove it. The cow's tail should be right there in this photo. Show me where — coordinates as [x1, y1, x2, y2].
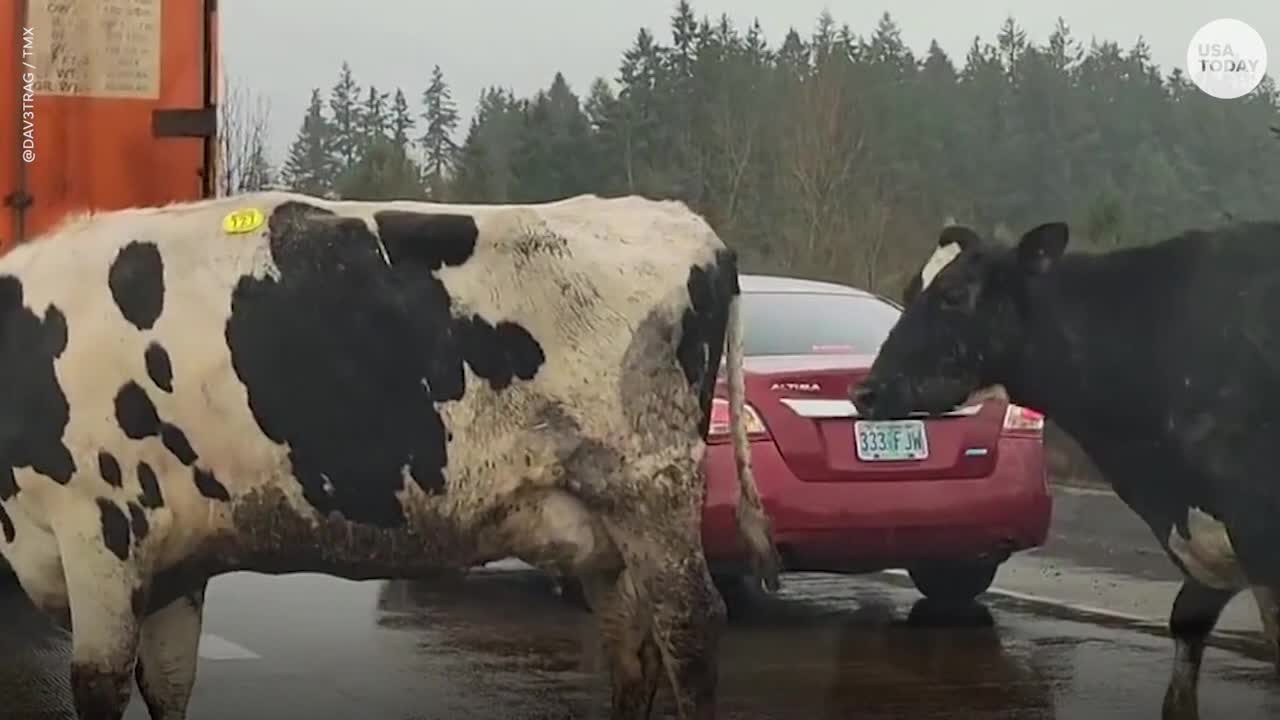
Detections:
[725, 290, 782, 592]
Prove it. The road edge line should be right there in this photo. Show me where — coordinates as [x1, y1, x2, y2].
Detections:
[878, 569, 1269, 660]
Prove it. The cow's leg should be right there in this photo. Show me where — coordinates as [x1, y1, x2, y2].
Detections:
[614, 526, 724, 720]
[602, 467, 726, 720]
[580, 569, 664, 720]
[1162, 579, 1235, 720]
[1254, 586, 1280, 675]
[496, 488, 662, 718]
[58, 521, 146, 720]
[135, 583, 207, 719]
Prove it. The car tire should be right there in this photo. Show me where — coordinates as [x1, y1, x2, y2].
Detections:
[554, 576, 592, 612]
[908, 560, 1000, 605]
[712, 574, 767, 619]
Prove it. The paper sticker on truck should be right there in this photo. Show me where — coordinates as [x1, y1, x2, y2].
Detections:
[26, 0, 161, 100]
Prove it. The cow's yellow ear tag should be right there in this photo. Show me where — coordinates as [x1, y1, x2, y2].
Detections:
[222, 207, 265, 234]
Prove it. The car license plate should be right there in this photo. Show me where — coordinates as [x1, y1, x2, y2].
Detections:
[854, 420, 929, 461]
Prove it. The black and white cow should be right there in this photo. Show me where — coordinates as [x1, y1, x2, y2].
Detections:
[852, 219, 1280, 720]
[0, 191, 781, 720]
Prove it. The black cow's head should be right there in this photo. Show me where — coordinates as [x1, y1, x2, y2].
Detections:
[851, 221, 1069, 419]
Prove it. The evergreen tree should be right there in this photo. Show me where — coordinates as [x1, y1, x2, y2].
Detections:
[328, 62, 362, 170]
[613, 28, 671, 194]
[511, 73, 595, 201]
[419, 65, 461, 198]
[452, 87, 523, 202]
[669, 0, 698, 82]
[336, 85, 426, 201]
[865, 13, 915, 74]
[776, 29, 810, 78]
[335, 136, 425, 201]
[1046, 17, 1083, 72]
[744, 20, 770, 64]
[390, 88, 415, 149]
[357, 84, 390, 151]
[996, 16, 1027, 78]
[281, 88, 338, 196]
[811, 10, 839, 66]
[584, 77, 625, 194]
[279, 9, 1280, 301]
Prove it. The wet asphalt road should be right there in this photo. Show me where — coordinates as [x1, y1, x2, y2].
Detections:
[2, 486, 1280, 720]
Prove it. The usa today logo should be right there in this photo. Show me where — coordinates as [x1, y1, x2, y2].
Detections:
[1187, 18, 1268, 99]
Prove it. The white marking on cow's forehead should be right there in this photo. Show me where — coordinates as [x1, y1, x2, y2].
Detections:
[919, 242, 962, 290]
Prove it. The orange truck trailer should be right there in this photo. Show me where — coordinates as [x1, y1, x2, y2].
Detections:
[1, 0, 218, 253]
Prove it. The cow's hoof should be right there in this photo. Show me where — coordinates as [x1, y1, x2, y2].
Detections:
[1161, 686, 1199, 720]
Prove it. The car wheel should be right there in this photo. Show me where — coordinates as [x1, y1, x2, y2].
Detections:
[554, 576, 592, 612]
[908, 560, 1000, 605]
[712, 574, 767, 619]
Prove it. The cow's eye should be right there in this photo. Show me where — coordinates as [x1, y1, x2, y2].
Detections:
[938, 286, 969, 310]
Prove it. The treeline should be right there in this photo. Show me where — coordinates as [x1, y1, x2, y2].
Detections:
[278, 62, 462, 201]
[277, 4, 1280, 296]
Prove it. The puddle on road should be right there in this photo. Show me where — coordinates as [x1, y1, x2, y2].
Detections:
[2, 570, 1278, 719]
[371, 571, 1059, 719]
[374, 571, 609, 717]
[367, 570, 1280, 719]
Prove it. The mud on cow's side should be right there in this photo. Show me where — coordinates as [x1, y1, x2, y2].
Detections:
[852, 219, 1280, 720]
[0, 191, 780, 720]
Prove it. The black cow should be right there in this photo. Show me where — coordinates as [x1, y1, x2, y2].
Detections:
[852, 219, 1280, 720]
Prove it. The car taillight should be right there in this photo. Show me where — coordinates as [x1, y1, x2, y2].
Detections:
[1003, 404, 1045, 434]
[708, 397, 770, 443]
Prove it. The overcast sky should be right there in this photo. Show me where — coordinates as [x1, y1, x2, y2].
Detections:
[219, 1, 1280, 162]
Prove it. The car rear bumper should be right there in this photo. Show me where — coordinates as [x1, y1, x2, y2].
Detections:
[701, 435, 1052, 575]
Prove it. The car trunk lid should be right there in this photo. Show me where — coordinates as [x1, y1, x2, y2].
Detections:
[742, 355, 1006, 482]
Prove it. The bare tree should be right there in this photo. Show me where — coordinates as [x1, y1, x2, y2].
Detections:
[777, 53, 872, 283]
[700, 53, 765, 240]
[217, 65, 275, 196]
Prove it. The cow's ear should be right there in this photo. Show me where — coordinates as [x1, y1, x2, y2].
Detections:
[939, 224, 982, 252]
[1016, 222, 1069, 275]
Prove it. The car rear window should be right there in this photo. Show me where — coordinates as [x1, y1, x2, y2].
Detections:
[740, 291, 901, 356]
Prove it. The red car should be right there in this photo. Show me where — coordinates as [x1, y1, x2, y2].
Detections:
[699, 274, 1052, 605]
